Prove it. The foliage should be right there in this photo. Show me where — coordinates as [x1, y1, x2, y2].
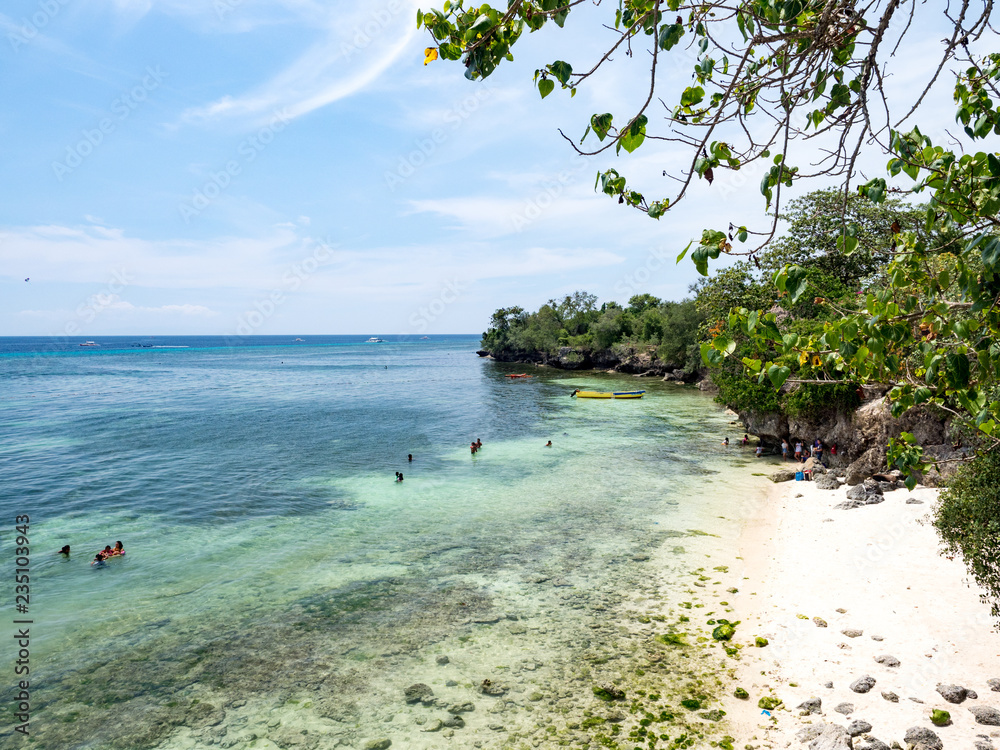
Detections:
[783, 382, 861, 418]
[481, 292, 706, 370]
[933, 449, 1000, 621]
[420, 0, 1000, 479]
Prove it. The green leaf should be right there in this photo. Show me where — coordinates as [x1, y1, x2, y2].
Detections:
[619, 115, 647, 154]
[783, 265, 808, 303]
[680, 86, 705, 107]
[548, 60, 572, 85]
[538, 78, 554, 99]
[767, 364, 791, 389]
[676, 240, 692, 263]
[591, 113, 613, 141]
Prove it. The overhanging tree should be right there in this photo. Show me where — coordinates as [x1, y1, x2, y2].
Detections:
[419, 0, 1000, 482]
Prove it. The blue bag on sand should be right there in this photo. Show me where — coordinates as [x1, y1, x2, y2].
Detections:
[795, 471, 804, 481]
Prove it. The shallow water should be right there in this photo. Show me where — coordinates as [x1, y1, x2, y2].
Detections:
[0, 336, 770, 749]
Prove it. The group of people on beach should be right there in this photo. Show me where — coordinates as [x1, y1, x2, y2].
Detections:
[57, 542, 126, 565]
[780, 438, 835, 467]
[722, 434, 836, 467]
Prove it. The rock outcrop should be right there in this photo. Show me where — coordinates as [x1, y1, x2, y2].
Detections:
[478, 345, 704, 382]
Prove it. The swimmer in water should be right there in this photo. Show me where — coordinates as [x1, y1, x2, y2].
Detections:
[92, 552, 106, 566]
[545, 441, 552, 447]
[471, 442, 477, 455]
[58, 545, 70, 556]
[110, 541, 125, 556]
[396, 472, 404, 482]
[408, 454, 413, 462]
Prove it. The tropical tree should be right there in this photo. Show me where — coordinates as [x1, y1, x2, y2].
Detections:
[419, 1, 1000, 482]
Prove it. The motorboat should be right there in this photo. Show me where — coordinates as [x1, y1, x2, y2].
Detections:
[365, 337, 385, 343]
[79, 341, 98, 347]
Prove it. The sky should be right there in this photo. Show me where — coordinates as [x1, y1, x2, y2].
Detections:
[0, 0, 981, 336]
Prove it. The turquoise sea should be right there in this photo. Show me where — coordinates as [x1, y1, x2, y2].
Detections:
[0, 335, 769, 750]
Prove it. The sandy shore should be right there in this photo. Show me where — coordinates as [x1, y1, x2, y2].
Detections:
[723, 469, 1000, 749]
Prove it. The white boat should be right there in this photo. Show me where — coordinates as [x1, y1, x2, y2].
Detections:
[293, 338, 305, 342]
[365, 337, 385, 343]
[79, 341, 98, 347]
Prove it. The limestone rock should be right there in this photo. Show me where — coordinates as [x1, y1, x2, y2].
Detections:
[436, 655, 450, 665]
[834, 702, 855, 715]
[848, 720, 873, 736]
[856, 738, 891, 750]
[881, 691, 900, 703]
[842, 629, 864, 638]
[874, 655, 900, 668]
[814, 617, 828, 628]
[807, 724, 851, 750]
[906, 498, 924, 504]
[903, 726, 942, 750]
[815, 473, 840, 490]
[797, 697, 822, 715]
[969, 706, 1000, 725]
[770, 468, 798, 483]
[850, 675, 876, 694]
[796, 725, 826, 743]
[935, 684, 969, 704]
[988, 677, 1000, 692]
[363, 740, 392, 750]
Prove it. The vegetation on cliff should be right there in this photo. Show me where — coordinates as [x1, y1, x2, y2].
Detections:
[482, 292, 705, 374]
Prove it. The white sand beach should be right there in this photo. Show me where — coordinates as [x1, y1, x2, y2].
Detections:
[724, 471, 1000, 749]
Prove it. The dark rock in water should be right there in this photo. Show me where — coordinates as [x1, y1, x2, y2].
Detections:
[969, 706, 1000, 725]
[850, 675, 876, 693]
[699, 709, 725, 721]
[881, 691, 900, 703]
[442, 715, 465, 728]
[989, 677, 1000, 692]
[436, 655, 450, 665]
[848, 719, 873, 736]
[445, 680, 458, 687]
[815, 473, 840, 490]
[480, 679, 507, 696]
[808, 724, 851, 750]
[842, 628, 863, 638]
[834, 702, 855, 715]
[421, 719, 443, 733]
[448, 702, 475, 713]
[404, 684, 434, 704]
[903, 726, 942, 750]
[855, 738, 891, 750]
[874, 655, 900, 668]
[593, 683, 625, 701]
[797, 697, 822, 715]
[363, 740, 392, 750]
[935, 684, 969, 704]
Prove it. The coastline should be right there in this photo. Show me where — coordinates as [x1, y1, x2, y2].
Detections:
[723, 468, 1000, 748]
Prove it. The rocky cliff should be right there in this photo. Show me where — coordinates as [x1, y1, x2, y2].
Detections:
[737, 395, 966, 486]
[476, 345, 703, 382]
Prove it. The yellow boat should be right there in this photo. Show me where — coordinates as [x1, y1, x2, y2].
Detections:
[571, 389, 645, 399]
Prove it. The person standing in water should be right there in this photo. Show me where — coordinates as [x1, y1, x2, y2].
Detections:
[408, 454, 413, 462]
[58, 545, 70, 556]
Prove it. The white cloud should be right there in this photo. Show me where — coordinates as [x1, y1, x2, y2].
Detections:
[180, 0, 423, 126]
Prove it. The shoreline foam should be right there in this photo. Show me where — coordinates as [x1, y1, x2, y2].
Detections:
[724, 470, 1000, 748]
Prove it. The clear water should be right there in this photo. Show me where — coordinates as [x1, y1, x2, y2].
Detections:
[0, 336, 768, 750]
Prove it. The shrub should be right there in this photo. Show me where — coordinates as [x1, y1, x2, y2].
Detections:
[933, 449, 1000, 622]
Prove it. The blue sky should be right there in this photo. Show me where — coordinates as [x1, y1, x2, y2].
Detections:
[0, 0, 973, 336]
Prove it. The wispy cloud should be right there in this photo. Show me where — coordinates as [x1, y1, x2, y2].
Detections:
[180, 0, 422, 126]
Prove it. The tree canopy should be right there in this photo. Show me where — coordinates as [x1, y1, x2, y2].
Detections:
[421, 0, 1000, 482]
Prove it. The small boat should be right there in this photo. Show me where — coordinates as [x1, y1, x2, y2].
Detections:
[365, 337, 385, 343]
[571, 389, 645, 399]
[79, 341, 98, 347]
[505, 373, 532, 379]
[293, 338, 305, 342]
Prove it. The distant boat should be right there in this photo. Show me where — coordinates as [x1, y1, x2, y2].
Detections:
[293, 338, 305, 342]
[79, 341, 98, 347]
[365, 337, 385, 343]
[505, 373, 532, 379]
[571, 389, 645, 399]
[420, 336, 429, 339]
